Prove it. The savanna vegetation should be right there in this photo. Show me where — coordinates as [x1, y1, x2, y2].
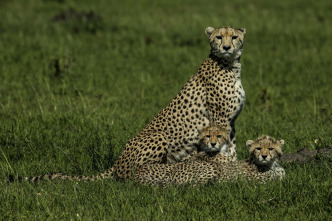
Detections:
[0, 0, 331, 219]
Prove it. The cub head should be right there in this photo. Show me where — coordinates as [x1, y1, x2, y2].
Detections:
[246, 135, 284, 167]
[205, 26, 246, 61]
[199, 125, 231, 154]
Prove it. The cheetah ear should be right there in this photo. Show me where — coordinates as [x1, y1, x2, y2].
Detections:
[238, 28, 246, 34]
[278, 139, 285, 145]
[210, 122, 216, 127]
[246, 140, 254, 148]
[197, 127, 202, 135]
[205, 27, 215, 38]
[275, 140, 284, 156]
[275, 145, 283, 156]
[225, 126, 232, 135]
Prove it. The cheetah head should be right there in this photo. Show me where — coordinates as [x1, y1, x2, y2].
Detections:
[205, 26, 246, 61]
[246, 135, 284, 168]
[199, 125, 231, 154]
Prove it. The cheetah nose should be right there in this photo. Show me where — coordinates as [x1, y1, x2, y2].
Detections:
[262, 155, 267, 159]
[210, 143, 216, 147]
[223, 46, 231, 51]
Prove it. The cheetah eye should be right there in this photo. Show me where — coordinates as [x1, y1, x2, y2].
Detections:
[216, 36, 222, 40]
[205, 135, 210, 138]
[217, 135, 222, 138]
[268, 147, 274, 151]
[256, 147, 262, 151]
[232, 36, 238, 40]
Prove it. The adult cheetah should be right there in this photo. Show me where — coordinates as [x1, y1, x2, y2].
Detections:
[11, 26, 246, 183]
[113, 26, 246, 179]
[135, 135, 285, 186]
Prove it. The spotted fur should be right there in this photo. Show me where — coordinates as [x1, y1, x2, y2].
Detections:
[134, 136, 285, 186]
[114, 26, 246, 179]
[134, 125, 231, 185]
[246, 135, 285, 176]
[198, 125, 231, 154]
[17, 168, 114, 183]
[13, 26, 246, 182]
[16, 125, 229, 183]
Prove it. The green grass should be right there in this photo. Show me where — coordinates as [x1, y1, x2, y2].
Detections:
[0, 0, 331, 220]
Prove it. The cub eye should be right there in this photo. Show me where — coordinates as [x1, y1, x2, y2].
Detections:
[205, 135, 210, 138]
[268, 147, 274, 151]
[216, 36, 222, 40]
[232, 36, 238, 40]
[217, 135, 222, 138]
[256, 147, 262, 151]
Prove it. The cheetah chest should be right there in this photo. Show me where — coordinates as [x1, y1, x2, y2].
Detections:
[207, 71, 245, 124]
[232, 79, 245, 119]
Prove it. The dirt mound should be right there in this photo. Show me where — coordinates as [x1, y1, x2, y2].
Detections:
[280, 147, 332, 163]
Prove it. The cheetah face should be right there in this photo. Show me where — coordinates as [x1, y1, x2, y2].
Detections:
[205, 26, 246, 60]
[199, 125, 231, 154]
[246, 136, 284, 167]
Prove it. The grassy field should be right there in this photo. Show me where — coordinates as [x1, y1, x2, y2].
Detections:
[0, 0, 331, 220]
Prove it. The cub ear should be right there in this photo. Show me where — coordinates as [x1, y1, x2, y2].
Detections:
[197, 126, 206, 135]
[205, 27, 215, 38]
[275, 146, 283, 156]
[278, 139, 285, 145]
[237, 28, 246, 34]
[196, 127, 202, 135]
[225, 126, 232, 135]
[210, 122, 216, 127]
[246, 140, 254, 148]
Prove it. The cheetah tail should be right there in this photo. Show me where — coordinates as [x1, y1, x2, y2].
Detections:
[7, 167, 115, 183]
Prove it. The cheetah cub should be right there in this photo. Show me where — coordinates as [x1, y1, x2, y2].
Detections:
[198, 125, 232, 155]
[135, 125, 231, 185]
[245, 135, 285, 179]
[134, 135, 286, 186]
